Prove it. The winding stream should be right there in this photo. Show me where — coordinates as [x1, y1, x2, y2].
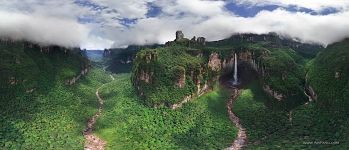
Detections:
[226, 89, 247, 150]
[83, 75, 114, 150]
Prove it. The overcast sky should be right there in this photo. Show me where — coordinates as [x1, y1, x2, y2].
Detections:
[1, 0, 349, 49]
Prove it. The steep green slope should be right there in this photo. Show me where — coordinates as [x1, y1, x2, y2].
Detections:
[207, 33, 323, 58]
[232, 40, 349, 149]
[308, 39, 349, 111]
[0, 42, 87, 94]
[132, 46, 208, 107]
[105, 44, 162, 74]
[94, 73, 237, 149]
[234, 82, 348, 149]
[260, 47, 307, 110]
[0, 42, 109, 149]
[132, 33, 308, 109]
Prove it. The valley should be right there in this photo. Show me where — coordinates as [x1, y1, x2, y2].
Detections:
[2, 1, 349, 150]
[0, 31, 348, 150]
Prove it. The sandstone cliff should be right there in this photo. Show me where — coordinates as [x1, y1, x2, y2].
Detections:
[132, 32, 307, 108]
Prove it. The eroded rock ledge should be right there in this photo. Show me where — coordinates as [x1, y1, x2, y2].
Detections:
[66, 66, 91, 85]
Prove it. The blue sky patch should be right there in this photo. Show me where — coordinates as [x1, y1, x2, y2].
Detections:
[119, 18, 137, 27]
[225, 2, 339, 17]
[225, 3, 279, 17]
[146, 2, 162, 18]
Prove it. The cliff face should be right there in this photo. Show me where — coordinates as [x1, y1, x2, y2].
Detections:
[208, 53, 222, 72]
[65, 66, 91, 85]
[307, 39, 349, 110]
[0, 39, 89, 95]
[132, 47, 287, 107]
[132, 46, 214, 107]
[263, 85, 283, 101]
[132, 32, 308, 108]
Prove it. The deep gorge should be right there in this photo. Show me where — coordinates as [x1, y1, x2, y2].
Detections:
[1, 31, 348, 149]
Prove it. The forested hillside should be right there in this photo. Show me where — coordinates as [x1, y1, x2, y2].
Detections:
[129, 32, 348, 149]
[0, 41, 105, 149]
[308, 39, 349, 111]
[132, 32, 316, 110]
[1, 32, 348, 149]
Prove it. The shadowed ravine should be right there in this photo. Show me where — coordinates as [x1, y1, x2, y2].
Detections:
[226, 89, 247, 150]
[83, 74, 114, 150]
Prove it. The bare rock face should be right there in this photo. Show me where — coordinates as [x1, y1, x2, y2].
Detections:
[66, 66, 90, 85]
[197, 83, 209, 96]
[175, 31, 184, 41]
[173, 66, 186, 88]
[67, 77, 76, 85]
[139, 70, 152, 83]
[171, 82, 210, 110]
[171, 95, 192, 109]
[0, 38, 15, 45]
[191, 36, 196, 42]
[24, 42, 35, 48]
[40, 47, 50, 53]
[208, 53, 222, 72]
[133, 51, 157, 88]
[144, 51, 157, 63]
[263, 85, 284, 101]
[81, 68, 88, 75]
[335, 71, 340, 79]
[239, 51, 252, 62]
[175, 69, 186, 88]
[190, 67, 208, 95]
[103, 49, 111, 57]
[222, 57, 234, 70]
[307, 85, 318, 101]
[197, 37, 206, 45]
[25, 88, 36, 93]
[8, 77, 18, 85]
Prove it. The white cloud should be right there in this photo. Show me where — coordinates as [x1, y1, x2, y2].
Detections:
[0, 10, 90, 47]
[108, 8, 349, 47]
[233, 0, 349, 12]
[103, 0, 349, 47]
[91, 0, 154, 19]
[0, 0, 97, 48]
[0, 0, 90, 19]
[81, 34, 114, 50]
[194, 9, 349, 45]
[1, 0, 349, 49]
[159, 0, 227, 17]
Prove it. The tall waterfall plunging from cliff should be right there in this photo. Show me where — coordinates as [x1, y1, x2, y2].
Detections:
[233, 53, 239, 85]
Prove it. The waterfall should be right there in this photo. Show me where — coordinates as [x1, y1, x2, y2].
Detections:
[233, 53, 238, 85]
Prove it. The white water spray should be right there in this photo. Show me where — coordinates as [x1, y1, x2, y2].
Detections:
[233, 53, 238, 85]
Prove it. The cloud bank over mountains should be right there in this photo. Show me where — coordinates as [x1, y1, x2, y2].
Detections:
[1, 0, 349, 49]
[0, 10, 89, 47]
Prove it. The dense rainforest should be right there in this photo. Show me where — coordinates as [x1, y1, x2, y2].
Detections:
[131, 31, 348, 149]
[132, 32, 317, 109]
[0, 31, 348, 149]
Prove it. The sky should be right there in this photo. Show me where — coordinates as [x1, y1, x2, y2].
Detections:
[1, 0, 349, 49]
